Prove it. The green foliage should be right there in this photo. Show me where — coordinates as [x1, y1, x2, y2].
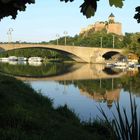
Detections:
[124, 33, 140, 55]
[109, 0, 124, 8]
[80, 0, 99, 18]
[134, 6, 140, 23]
[49, 30, 124, 48]
[121, 73, 140, 95]
[0, 0, 35, 20]
[83, 120, 116, 140]
[0, 62, 73, 77]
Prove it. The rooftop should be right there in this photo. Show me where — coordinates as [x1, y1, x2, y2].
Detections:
[109, 13, 115, 17]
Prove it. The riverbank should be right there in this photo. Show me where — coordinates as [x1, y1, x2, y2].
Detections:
[0, 74, 114, 140]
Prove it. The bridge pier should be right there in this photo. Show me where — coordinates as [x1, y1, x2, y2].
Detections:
[90, 55, 105, 64]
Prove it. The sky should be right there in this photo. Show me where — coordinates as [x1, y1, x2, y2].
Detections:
[0, 0, 140, 42]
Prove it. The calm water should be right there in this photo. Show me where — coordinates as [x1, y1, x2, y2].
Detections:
[0, 62, 140, 121]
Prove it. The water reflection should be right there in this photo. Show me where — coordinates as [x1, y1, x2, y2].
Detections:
[28, 61, 42, 66]
[27, 64, 138, 121]
[0, 62, 140, 121]
[0, 62, 74, 77]
[58, 78, 123, 108]
[0, 62, 138, 79]
[79, 88, 121, 108]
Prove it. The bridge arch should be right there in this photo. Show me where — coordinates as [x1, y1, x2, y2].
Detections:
[0, 44, 124, 63]
[102, 51, 124, 60]
[37, 47, 86, 62]
[2, 46, 86, 62]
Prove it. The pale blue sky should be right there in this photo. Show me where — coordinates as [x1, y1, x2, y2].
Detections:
[0, 0, 139, 42]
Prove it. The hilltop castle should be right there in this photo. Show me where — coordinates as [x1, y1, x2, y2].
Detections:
[80, 13, 122, 35]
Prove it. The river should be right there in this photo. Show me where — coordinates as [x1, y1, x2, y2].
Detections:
[0, 62, 140, 121]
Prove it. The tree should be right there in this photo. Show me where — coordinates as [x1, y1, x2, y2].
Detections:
[0, 0, 139, 23]
[134, 6, 140, 23]
[0, 0, 35, 20]
[124, 33, 140, 55]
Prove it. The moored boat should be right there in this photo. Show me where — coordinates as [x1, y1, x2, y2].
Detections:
[0, 57, 9, 63]
[114, 61, 128, 66]
[8, 56, 18, 61]
[18, 57, 27, 61]
[28, 57, 42, 62]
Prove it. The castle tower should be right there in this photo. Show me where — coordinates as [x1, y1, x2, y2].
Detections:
[108, 13, 115, 23]
[107, 13, 122, 35]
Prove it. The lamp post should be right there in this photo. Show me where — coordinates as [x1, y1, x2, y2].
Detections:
[100, 78, 102, 88]
[112, 35, 115, 48]
[56, 34, 59, 45]
[100, 37, 103, 48]
[64, 31, 68, 46]
[112, 78, 114, 90]
[7, 28, 13, 43]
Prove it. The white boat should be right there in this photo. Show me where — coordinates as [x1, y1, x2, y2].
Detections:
[135, 64, 140, 68]
[114, 61, 128, 66]
[113, 61, 128, 70]
[106, 62, 114, 67]
[8, 56, 18, 61]
[0, 57, 9, 63]
[18, 57, 27, 61]
[28, 57, 42, 62]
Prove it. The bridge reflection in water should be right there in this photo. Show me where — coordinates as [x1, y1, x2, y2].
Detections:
[16, 64, 128, 81]
[15, 63, 138, 109]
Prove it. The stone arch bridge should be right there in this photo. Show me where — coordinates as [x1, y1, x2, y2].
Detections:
[0, 44, 123, 63]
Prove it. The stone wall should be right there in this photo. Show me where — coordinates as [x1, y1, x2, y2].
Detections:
[107, 23, 122, 35]
[94, 22, 105, 32]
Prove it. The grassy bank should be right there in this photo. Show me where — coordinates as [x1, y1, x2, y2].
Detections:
[0, 74, 113, 140]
